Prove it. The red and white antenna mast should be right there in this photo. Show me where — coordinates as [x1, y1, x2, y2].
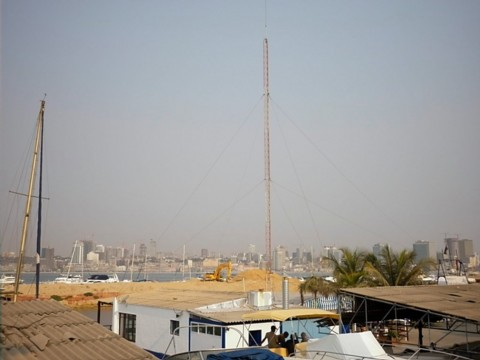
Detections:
[263, 33, 272, 273]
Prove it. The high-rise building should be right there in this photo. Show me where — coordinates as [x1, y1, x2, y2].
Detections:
[293, 247, 305, 265]
[273, 246, 287, 271]
[413, 240, 436, 263]
[41, 247, 55, 270]
[149, 239, 157, 258]
[139, 243, 147, 258]
[372, 243, 389, 257]
[82, 240, 94, 261]
[458, 239, 474, 263]
[443, 237, 475, 270]
[321, 246, 342, 262]
[201, 248, 209, 258]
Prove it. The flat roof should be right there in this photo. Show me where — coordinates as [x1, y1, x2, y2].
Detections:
[117, 288, 248, 311]
[339, 284, 480, 324]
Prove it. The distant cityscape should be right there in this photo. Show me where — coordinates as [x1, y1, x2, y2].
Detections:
[1, 236, 477, 277]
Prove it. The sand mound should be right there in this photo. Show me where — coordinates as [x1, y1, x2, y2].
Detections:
[7, 269, 300, 309]
[232, 269, 287, 282]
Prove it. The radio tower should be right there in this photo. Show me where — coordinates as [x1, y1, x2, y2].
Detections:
[263, 36, 272, 273]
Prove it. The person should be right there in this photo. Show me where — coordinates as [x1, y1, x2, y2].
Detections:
[285, 333, 298, 356]
[278, 331, 289, 348]
[261, 325, 279, 348]
[300, 332, 309, 342]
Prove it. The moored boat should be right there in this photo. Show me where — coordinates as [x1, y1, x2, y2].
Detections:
[54, 274, 83, 284]
[85, 273, 119, 283]
[0, 274, 24, 286]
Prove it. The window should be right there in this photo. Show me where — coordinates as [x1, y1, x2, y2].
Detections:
[119, 313, 136, 342]
[190, 322, 222, 337]
[170, 320, 180, 336]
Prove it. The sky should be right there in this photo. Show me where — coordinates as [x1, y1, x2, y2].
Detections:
[1, 1, 479, 258]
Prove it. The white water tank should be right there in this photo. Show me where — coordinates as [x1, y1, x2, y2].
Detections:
[248, 291, 273, 309]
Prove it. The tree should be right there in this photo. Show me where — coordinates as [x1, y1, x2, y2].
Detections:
[328, 248, 368, 288]
[298, 275, 335, 305]
[298, 281, 307, 305]
[364, 246, 434, 286]
[305, 276, 335, 300]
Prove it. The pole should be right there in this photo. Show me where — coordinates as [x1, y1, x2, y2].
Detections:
[35, 101, 45, 298]
[263, 37, 271, 274]
[14, 100, 45, 302]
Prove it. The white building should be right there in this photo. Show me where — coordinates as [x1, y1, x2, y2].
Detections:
[112, 289, 278, 358]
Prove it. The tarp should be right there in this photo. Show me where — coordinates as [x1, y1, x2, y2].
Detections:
[241, 308, 340, 321]
[206, 348, 284, 360]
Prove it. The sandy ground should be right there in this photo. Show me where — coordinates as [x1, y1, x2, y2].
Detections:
[5, 269, 302, 309]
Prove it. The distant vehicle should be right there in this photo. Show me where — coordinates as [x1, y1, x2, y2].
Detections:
[203, 262, 232, 281]
[85, 273, 119, 283]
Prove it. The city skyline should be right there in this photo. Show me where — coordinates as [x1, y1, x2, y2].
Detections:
[1, 1, 479, 258]
[3, 236, 474, 262]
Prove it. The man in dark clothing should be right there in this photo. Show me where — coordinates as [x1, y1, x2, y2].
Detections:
[278, 331, 289, 348]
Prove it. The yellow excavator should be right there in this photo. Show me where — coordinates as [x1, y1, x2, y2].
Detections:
[203, 261, 232, 282]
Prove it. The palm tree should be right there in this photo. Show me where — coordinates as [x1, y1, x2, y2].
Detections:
[328, 248, 368, 288]
[364, 246, 434, 286]
[298, 281, 307, 305]
[298, 276, 335, 306]
[304, 276, 335, 300]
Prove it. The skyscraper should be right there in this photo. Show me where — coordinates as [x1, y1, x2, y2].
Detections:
[413, 240, 436, 263]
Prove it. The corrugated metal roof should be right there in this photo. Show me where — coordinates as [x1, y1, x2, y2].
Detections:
[1, 300, 157, 360]
[339, 284, 480, 323]
[117, 288, 248, 310]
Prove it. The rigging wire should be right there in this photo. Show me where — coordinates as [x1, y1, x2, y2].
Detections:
[1, 120, 39, 253]
[272, 106, 323, 245]
[273, 181, 390, 242]
[157, 95, 264, 245]
[270, 97, 416, 242]
[216, 104, 262, 247]
[271, 185, 304, 244]
[185, 180, 264, 247]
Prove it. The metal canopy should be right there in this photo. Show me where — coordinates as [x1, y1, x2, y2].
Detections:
[339, 285, 480, 324]
[338, 284, 480, 353]
[242, 308, 340, 321]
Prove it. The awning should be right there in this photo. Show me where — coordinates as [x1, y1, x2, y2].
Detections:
[242, 308, 340, 322]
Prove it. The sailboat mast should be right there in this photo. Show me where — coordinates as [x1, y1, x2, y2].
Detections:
[263, 38, 272, 273]
[14, 100, 45, 302]
[35, 103, 45, 298]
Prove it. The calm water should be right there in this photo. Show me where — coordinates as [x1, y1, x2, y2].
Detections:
[18, 271, 200, 284]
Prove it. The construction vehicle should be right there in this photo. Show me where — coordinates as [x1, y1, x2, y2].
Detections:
[203, 261, 232, 282]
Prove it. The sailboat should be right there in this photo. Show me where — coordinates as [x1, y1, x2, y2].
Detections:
[54, 240, 83, 283]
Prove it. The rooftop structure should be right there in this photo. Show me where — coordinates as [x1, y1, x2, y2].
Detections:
[1, 300, 156, 360]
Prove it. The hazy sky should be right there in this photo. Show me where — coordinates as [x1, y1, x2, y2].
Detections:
[1, 1, 479, 258]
